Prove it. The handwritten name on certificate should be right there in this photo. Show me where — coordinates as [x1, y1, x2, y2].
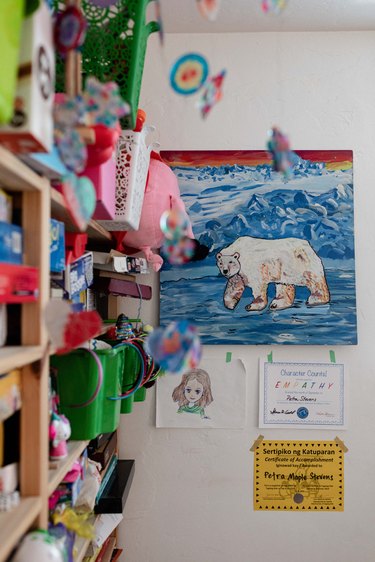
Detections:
[259, 361, 346, 429]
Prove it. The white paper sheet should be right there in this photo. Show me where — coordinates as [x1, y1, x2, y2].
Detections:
[156, 357, 247, 428]
[259, 360, 346, 429]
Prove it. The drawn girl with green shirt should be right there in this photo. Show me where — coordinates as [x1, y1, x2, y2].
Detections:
[172, 368, 213, 419]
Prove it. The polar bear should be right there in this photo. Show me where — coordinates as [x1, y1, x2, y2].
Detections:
[216, 236, 329, 311]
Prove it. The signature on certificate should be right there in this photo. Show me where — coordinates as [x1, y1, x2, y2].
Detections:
[270, 408, 296, 415]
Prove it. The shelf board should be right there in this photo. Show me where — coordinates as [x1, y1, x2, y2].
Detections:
[50, 188, 112, 245]
[0, 147, 48, 192]
[0, 496, 42, 561]
[48, 440, 90, 495]
[0, 346, 43, 373]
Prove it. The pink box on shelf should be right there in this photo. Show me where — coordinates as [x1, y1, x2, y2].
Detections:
[82, 156, 116, 220]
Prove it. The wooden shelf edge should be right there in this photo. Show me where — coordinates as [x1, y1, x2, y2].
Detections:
[50, 189, 112, 244]
[74, 515, 98, 562]
[0, 147, 49, 193]
[0, 346, 43, 373]
[0, 496, 42, 561]
[48, 440, 90, 495]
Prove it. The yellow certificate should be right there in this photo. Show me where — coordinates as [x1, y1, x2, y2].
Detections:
[254, 440, 344, 511]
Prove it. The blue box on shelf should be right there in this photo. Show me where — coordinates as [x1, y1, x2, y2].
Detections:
[64, 252, 94, 298]
[50, 219, 65, 273]
[0, 222, 22, 264]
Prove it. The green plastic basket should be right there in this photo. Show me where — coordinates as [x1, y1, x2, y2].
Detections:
[54, 0, 159, 129]
[50, 346, 125, 440]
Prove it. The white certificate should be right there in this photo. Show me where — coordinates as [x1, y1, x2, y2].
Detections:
[259, 361, 346, 429]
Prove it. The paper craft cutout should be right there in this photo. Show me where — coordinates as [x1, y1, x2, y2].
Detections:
[170, 53, 209, 95]
[45, 300, 102, 355]
[196, 0, 221, 21]
[261, 0, 287, 14]
[61, 173, 96, 231]
[197, 69, 226, 118]
[145, 320, 201, 374]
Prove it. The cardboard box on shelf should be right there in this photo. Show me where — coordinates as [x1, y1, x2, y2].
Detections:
[0, 222, 22, 264]
[0, 1, 55, 153]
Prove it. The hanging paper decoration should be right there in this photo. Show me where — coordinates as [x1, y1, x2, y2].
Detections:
[160, 209, 191, 240]
[45, 300, 103, 355]
[162, 236, 196, 265]
[83, 77, 130, 128]
[159, 209, 196, 265]
[261, 0, 287, 14]
[266, 126, 294, 178]
[170, 53, 209, 95]
[196, 0, 221, 21]
[197, 69, 226, 118]
[145, 320, 202, 374]
[61, 173, 96, 231]
[54, 5, 87, 55]
[55, 128, 87, 173]
[155, 0, 164, 45]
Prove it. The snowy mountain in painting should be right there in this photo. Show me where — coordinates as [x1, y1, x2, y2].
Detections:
[160, 155, 357, 345]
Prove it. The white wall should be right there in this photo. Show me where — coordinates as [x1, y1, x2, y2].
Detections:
[118, 31, 375, 562]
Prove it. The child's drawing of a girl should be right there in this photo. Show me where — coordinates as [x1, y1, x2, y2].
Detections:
[172, 368, 213, 419]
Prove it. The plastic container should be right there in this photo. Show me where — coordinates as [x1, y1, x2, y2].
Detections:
[120, 345, 142, 413]
[53, 0, 159, 130]
[97, 126, 155, 231]
[50, 347, 125, 440]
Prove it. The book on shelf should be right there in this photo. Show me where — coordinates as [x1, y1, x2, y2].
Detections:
[97, 536, 116, 562]
[110, 548, 123, 562]
[88, 431, 117, 471]
[94, 460, 135, 514]
[94, 269, 136, 283]
[92, 277, 152, 300]
[97, 454, 118, 502]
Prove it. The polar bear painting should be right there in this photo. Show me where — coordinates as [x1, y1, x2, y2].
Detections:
[216, 236, 330, 311]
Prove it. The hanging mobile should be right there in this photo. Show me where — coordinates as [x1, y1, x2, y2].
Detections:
[197, 69, 226, 118]
[196, 0, 221, 22]
[261, 0, 288, 15]
[170, 53, 209, 95]
[54, 5, 87, 55]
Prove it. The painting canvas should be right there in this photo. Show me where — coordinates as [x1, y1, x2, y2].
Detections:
[160, 150, 357, 345]
[156, 357, 246, 428]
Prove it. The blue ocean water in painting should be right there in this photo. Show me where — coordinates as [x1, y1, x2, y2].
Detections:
[160, 157, 357, 345]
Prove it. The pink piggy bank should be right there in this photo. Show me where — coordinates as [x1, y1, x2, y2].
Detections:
[113, 153, 208, 272]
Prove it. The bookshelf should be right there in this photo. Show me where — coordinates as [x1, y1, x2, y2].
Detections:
[0, 147, 116, 561]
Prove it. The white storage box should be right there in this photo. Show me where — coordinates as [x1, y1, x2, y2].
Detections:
[0, 1, 55, 153]
[97, 126, 156, 231]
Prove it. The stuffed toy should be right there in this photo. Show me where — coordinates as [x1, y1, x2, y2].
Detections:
[112, 152, 208, 271]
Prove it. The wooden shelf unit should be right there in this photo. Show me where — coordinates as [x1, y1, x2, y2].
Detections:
[0, 147, 126, 561]
[0, 497, 43, 562]
[48, 440, 89, 495]
[50, 188, 113, 247]
[0, 148, 50, 562]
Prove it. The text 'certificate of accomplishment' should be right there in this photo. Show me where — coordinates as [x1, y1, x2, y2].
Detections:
[259, 361, 346, 429]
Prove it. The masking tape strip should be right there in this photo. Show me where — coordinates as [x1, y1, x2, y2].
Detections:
[267, 351, 273, 363]
[250, 434, 264, 452]
[334, 436, 348, 453]
[329, 350, 336, 363]
[226, 352, 232, 363]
